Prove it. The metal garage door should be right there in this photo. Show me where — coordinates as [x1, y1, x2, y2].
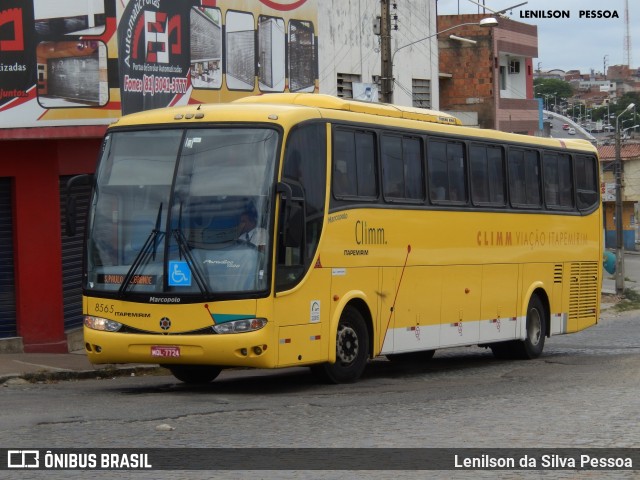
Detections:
[59, 176, 91, 331]
[0, 178, 17, 337]
[48, 53, 100, 104]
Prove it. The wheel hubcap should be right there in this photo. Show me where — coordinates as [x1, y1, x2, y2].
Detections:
[528, 308, 542, 346]
[336, 325, 358, 364]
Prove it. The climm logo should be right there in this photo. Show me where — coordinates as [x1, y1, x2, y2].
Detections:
[0, 8, 24, 51]
[477, 231, 513, 246]
[355, 220, 386, 245]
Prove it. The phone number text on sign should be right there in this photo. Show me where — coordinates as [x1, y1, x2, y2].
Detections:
[123, 75, 188, 95]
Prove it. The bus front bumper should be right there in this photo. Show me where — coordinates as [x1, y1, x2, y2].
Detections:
[83, 326, 276, 368]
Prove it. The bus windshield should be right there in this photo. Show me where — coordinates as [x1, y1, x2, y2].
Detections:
[86, 127, 279, 297]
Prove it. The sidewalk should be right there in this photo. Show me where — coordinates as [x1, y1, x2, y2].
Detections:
[0, 350, 163, 385]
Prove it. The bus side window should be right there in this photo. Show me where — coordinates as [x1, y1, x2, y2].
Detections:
[471, 143, 506, 206]
[332, 128, 377, 199]
[543, 151, 573, 209]
[381, 134, 404, 198]
[428, 139, 466, 204]
[333, 160, 350, 196]
[428, 140, 448, 202]
[575, 155, 599, 211]
[509, 148, 541, 208]
[381, 134, 424, 202]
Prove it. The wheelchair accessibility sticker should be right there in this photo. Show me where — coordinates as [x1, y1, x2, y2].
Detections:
[169, 261, 191, 287]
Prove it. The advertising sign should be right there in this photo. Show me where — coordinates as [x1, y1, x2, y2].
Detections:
[0, 0, 318, 129]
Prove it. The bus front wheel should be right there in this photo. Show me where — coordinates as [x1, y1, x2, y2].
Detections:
[165, 365, 222, 384]
[311, 306, 370, 384]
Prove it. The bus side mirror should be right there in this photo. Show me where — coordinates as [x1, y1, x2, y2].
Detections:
[65, 174, 92, 237]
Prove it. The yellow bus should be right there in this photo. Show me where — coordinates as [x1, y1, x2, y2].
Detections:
[76, 93, 602, 384]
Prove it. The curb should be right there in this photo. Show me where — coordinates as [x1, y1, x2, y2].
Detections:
[0, 365, 167, 385]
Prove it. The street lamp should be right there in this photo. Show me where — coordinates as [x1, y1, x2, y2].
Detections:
[381, 17, 498, 103]
[448, 34, 477, 45]
[615, 102, 636, 295]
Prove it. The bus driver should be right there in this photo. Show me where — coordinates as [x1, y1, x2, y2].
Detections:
[237, 207, 267, 250]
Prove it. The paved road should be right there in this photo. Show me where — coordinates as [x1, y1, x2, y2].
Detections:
[545, 114, 593, 141]
[3, 253, 639, 479]
[1, 304, 638, 479]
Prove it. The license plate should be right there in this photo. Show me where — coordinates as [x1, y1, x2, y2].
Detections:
[151, 346, 180, 358]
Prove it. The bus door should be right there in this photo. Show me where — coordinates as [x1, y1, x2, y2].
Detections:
[273, 123, 328, 367]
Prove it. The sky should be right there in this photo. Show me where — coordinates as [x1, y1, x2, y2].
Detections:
[436, 0, 640, 74]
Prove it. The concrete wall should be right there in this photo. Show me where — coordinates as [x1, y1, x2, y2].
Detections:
[318, 0, 439, 108]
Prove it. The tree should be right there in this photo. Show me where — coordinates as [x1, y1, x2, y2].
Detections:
[533, 78, 573, 110]
[614, 92, 640, 116]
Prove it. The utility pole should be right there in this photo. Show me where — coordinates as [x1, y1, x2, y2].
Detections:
[615, 119, 625, 295]
[615, 103, 635, 294]
[380, 0, 393, 103]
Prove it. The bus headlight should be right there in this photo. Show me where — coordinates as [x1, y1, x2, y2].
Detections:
[84, 315, 122, 332]
[213, 318, 267, 334]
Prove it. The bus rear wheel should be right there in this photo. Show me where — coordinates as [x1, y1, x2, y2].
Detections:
[165, 365, 222, 384]
[491, 295, 546, 360]
[311, 306, 369, 384]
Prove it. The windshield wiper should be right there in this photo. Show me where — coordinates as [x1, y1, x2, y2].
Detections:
[118, 203, 164, 295]
[172, 202, 210, 296]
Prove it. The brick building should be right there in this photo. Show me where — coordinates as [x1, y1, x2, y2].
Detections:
[438, 14, 539, 134]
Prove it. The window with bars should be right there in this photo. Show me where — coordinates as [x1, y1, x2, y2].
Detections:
[412, 78, 431, 108]
[337, 73, 361, 99]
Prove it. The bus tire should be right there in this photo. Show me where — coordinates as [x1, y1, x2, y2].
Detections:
[518, 294, 546, 359]
[386, 350, 435, 362]
[490, 295, 546, 360]
[310, 305, 369, 384]
[165, 365, 222, 384]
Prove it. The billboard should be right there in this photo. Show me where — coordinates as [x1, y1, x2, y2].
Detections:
[0, 0, 318, 129]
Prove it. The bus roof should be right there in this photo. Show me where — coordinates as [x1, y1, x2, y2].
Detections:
[109, 93, 597, 155]
[233, 93, 463, 126]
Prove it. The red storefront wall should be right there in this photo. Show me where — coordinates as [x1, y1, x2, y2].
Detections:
[0, 127, 104, 352]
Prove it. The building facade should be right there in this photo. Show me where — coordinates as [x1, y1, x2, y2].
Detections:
[317, 0, 439, 108]
[599, 143, 640, 250]
[0, 0, 440, 352]
[438, 14, 539, 134]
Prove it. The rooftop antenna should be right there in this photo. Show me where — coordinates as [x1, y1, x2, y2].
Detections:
[624, 0, 632, 67]
[466, 0, 528, 18]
